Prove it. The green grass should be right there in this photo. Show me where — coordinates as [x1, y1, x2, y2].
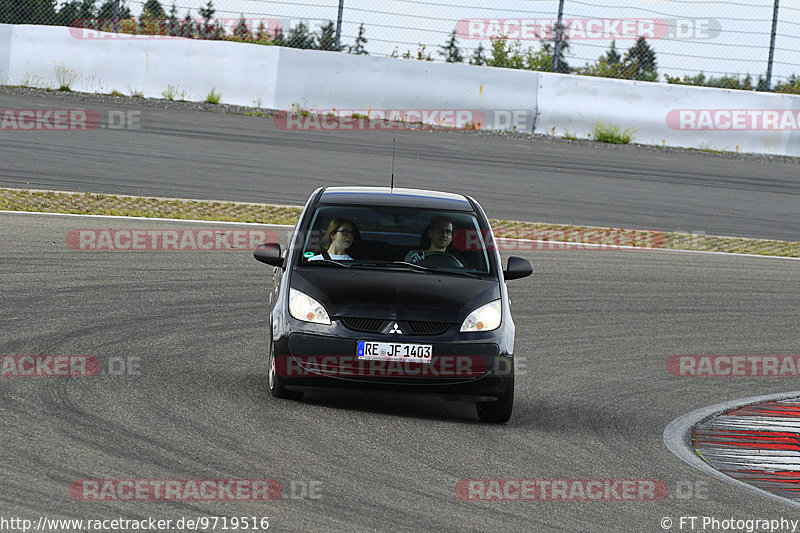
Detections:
[205, 88, 222, 104]
[563, 130, 578, 141]
[592, 121, 634, 144]
[2, 187, 798, 258]
[162, 85, 177, 101]
[109, 90, 124, 97]
[54, 64, 80, 92]
[1, 188, 300, 225]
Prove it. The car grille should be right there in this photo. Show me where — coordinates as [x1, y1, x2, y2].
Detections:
[340, 317, 386, 333]
[408, 321, 451, 336]
[340, 318, 452, 336]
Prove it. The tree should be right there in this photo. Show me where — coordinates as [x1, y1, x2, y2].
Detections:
[486, 37, 526, 69]
[198, 0, 213, 20]
[271, 27, 284, 45]
[77, 0, 95, 19]
[348, 23, 367, 55]
[579, 38, 658, 81]
[579, 41, 632, 79]
[664, 72, 766, 91]
[141, 0, 164, 19]
[55, 0, 80, 26]
[469, 43, 487, 66]
[412, 44, 432, 61]
[601, 41, 621, 65]
[233, 14, 252, 41]
[180, 10, 196, 38]
[284, 21, 315, 49]
[96, 0, 130, 29]
[317, 21, 335, 51]
[254, 21, 266, 41]
[485, 36, 556, 72]
[774, 75, 800, 94]
[439, 29, 463, 63]
[0, 0, 56, 25]
[623, 37, 657, 81]
[198, 0, 221, 39]
[165, 3, 178, 36]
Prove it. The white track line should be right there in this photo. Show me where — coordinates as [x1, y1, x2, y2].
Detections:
[0, 210, 294, 228]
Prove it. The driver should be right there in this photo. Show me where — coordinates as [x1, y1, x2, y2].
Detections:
[405, 215, 463, 267]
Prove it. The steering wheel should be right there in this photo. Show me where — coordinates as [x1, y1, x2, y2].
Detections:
[420, 252, 464, 268]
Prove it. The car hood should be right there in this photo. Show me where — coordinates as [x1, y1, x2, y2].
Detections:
[290, 266, 500, 323]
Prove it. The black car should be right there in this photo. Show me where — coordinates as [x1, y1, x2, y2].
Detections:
[254, 187, 532, 422]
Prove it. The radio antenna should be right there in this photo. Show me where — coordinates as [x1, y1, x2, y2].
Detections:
[390, 137, 396, 190]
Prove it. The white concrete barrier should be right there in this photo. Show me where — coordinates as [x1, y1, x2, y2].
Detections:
[0, 24, 12, 84]
[1, 23, 799, 155]
[2, 24, 279, 105]
[536, 72, 800, 156]
[272, 46, 538, 131]
[0, 24, 537, 132]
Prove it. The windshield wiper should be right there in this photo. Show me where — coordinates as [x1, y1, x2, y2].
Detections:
[354, 260, 484, 279]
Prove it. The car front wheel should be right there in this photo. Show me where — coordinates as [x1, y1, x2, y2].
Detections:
[268, 337, 303, 400]
[476, 374, 514, 423]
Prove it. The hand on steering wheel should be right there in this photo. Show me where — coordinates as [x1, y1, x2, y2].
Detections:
[420, 251, 464, 268]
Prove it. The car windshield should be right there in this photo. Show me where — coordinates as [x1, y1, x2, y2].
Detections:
[298, 205, 494, 276]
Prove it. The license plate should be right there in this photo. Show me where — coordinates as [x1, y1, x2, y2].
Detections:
[357, 341, 432, 363]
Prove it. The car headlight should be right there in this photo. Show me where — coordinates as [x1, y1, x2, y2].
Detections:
[460, 300, 501, 332]
[289, 288, 331, 325]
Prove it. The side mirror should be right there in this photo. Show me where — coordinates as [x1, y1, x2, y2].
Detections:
[254, 242, 284, 268]
[503, 256, 533, 281]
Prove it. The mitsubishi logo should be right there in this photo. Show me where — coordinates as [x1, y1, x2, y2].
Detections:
[389, 322, 403, 334]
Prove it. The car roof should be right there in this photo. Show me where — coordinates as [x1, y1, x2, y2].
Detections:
[317, 187, 475, 211]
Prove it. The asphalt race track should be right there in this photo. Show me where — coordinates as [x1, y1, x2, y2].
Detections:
[1, 212, 798, 531]
[0, 89, 799, 240]
[2, 89, 799, 531]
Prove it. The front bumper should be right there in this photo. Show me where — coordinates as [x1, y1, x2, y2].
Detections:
[274, 332, 512, 400]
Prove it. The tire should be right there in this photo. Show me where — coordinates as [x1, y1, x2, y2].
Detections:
[476, 374, 514, 423]
[268, 336, 303, 400]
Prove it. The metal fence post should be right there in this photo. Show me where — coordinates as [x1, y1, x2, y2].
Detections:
[766, 0, 780, 91]
[335, 0, 344, 51]
[552, 0, 565, 73]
